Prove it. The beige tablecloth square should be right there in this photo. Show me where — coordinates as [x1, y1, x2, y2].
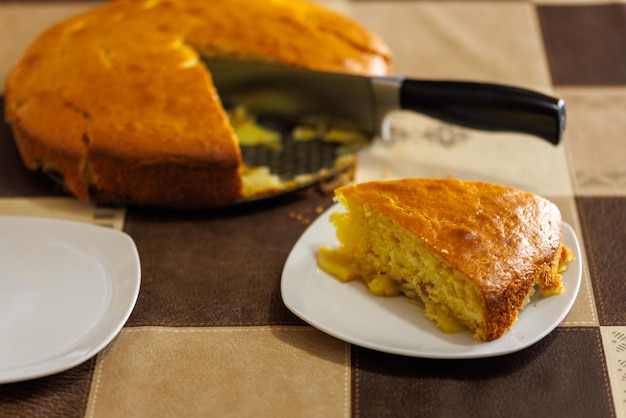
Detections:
[86, 327, 350, 418]
[0, 197, 125, 230]
[356, 111, 573, 197]
[600, 326, 626, 418]
[557, 87, 626, 196]
[352, 1, 552, 90]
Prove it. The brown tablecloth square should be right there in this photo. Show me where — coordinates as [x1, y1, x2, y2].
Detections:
[538, 4, 626, 86]
[352, 327, 613, 418]
[0, 359, 95, 418]
[124, 195, 334, 328]
[576, 197, 626, 326]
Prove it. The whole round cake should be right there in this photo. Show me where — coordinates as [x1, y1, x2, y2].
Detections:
[4, 0, 391, 207]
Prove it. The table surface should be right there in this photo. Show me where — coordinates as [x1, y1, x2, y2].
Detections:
[1, 1, 625, 417]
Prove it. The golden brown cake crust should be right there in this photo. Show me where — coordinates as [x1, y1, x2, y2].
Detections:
[4, 0, 392, 207]
[334, 178, 565, 341]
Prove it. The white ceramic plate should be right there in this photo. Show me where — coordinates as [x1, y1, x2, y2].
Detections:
[281, 204, 582, 359]
[0, 216, 140, 383]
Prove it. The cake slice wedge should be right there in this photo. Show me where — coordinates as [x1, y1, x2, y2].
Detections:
[318, 178, 574, 341]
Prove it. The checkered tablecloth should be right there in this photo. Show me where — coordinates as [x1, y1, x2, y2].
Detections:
[1, 1, 624, 417]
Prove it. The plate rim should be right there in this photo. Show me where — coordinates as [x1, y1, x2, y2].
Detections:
[0, 215, 141, 383]
[280, 203, 583, 359]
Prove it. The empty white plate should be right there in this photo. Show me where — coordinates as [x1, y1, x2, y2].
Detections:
[0, 216, 140, 383]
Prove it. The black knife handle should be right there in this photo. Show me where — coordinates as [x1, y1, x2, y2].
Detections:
[399, 79, 565, 145]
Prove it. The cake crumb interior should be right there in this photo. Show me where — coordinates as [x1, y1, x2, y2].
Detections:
[318, 196, 487, 337]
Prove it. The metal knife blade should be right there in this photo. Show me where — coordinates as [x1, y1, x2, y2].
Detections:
[204, 58, 565, 145]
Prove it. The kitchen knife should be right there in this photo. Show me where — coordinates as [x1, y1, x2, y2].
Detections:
[204, 58, 565, 145]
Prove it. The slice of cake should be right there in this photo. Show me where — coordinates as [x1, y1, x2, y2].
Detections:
[318, 178, 574, 341]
